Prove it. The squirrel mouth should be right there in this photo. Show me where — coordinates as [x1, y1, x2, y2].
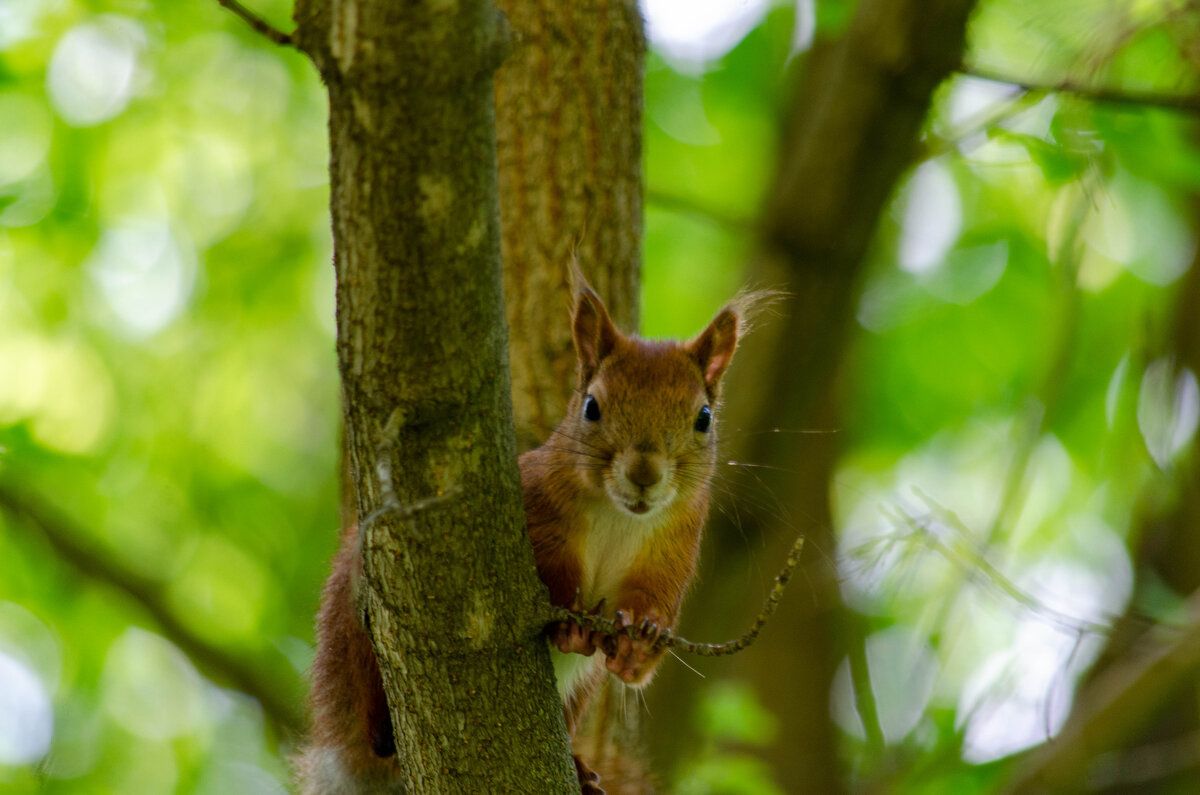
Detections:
[626, 501, 651, 515]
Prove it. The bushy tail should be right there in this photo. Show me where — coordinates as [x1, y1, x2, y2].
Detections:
[296, 525, 402, 794]
[576, 678, 659, 795]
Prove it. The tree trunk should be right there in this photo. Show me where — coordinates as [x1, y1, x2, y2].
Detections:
[293, 2, 577, 790]
[493, 4, 649, 788]
[494, 0, 644, 451]
[649, 1, 979, 788]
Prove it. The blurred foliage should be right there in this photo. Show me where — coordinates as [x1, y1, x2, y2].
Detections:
[644, 0, 1200, 792]
[0, 0, 330, 791]
[5, 0, 1200, 792]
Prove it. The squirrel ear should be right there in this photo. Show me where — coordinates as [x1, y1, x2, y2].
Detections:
[573, 286, 620, 384]
[688, 307, 739, 391]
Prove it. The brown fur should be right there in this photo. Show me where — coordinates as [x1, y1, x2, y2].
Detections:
[297, 526, 401, 794]
[298, 282, 743, 794]
[520, 284, 742, 789]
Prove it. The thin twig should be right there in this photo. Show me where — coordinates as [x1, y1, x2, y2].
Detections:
[357, 488, 461, 546]
[0, 483, 306, 738]
[898, 492, 1182, 639]
[908, 188, 1088, 645]
[550, 533, 805, 657]
[918, 84, 1041, 162]
[892, 496, 1113, 638]
[847, 622, 885, 753]
[357, 407, 462, 545]
[961, 66, 1200, 114]
[214, 0, 294, 47]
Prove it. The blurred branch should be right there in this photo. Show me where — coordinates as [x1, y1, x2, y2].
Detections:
[653, 0, 981, 787]
[984, 185, 1087, 543]
[918, 86, 1041, 162]
[1002, 589, 1200, 792]
[0, 483, 306, 739]
[215, 0, 294, 47]
[1086, 729, 1200, 788]
[1033, 199, 1200, 788]
[890, 494, 1118, 638]
[847, 625, 885, 754]
[961, 66, 1200, 114]
[645, 187, 756, 233]
[897, 187, 1091, 655]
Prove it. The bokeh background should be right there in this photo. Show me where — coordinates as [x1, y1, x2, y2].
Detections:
[5, 0, 1200, 792]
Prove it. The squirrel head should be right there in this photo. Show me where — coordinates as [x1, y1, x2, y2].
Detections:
[558, 281, 742, 519]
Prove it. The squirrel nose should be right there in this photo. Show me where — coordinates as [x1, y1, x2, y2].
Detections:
[628, 456, 663, 488]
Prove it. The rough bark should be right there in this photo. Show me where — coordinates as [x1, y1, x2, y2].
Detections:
[648, 1, 980, 788]
[494, 0, 644, 451]
[292, 2, 577, 790]
[492, 3, 649, 786]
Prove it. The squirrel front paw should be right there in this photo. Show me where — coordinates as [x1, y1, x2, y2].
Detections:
[603, 609, 667, 684]
[553, 596, 606, 656]
[553, 620, 598, 656]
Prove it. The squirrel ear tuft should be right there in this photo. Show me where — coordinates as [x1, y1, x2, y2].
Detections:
[573, 285, 620, 385]
[689, 308, 739, 391]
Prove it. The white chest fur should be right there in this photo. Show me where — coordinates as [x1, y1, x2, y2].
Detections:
[552, 507, 667, 698]
[578, 504, 667, 610]
[552, 645, 601, 698]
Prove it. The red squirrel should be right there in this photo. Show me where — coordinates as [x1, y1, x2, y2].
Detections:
[297, 280, 743, 794]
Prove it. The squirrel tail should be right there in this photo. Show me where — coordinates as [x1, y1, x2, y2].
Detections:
[576, 678, 659, 794]
[295, 526, 401, 794]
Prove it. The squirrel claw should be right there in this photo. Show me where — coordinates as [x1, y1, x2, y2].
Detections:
[601, 608, 669, 684]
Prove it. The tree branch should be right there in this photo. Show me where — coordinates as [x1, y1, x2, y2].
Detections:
[553, 533, 805, 657]
[1002, 589, 1200, 792]
[214, 0, 294, 47]
[918, 86, 1042, 161]
[887, 495, 1119, 638]
[961, 65, 1200, 114]
[0, 483, 306, 739]
[662, 0, 981, 786]
[495, 0, 645, 451]
[646, 187, 756, 234]
[292, 0, 577, 787]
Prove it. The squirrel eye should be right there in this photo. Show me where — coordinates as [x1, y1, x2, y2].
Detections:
[694, 405, 712, 433]
[583, 395, 601, 422]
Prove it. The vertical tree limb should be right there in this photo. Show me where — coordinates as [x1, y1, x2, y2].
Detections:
[494, 0, 644, 451]
[1007, 205, 1200, 789]
[292, 1, 577, 789]
[492, 4, 649, 786]
[651, 1, 980, 787]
